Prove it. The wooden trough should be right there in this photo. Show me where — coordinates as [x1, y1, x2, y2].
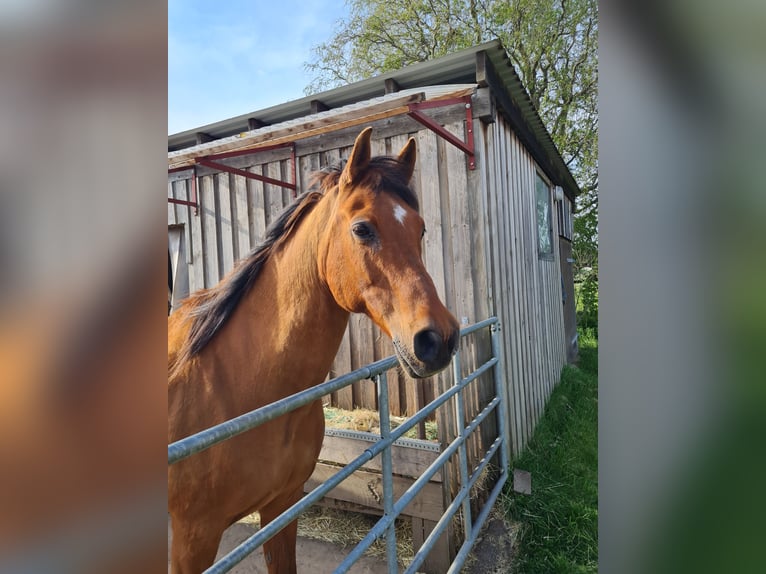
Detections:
[306, 425, 451, 572]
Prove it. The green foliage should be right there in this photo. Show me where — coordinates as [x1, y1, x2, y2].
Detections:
[305, 0, 598, 282]
[503, 331, 598, 572]
[577, 274, 598, 335]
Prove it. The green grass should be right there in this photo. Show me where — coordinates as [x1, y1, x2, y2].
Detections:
[503, 330, 598, 573]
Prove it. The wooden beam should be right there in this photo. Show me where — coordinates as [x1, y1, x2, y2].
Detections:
[247, 117, 266, 130]
[195, 131, 213, 144]
[475, 87, 496, 124]
[168, 91, 434, 169]
[304, 462, 444, 522]
[411, 517, 453, 574]
[475, 51, 490, 88]
[309, 99, 330, 114]
[384, 78, 401, 94]
[318, 434, 442, 481]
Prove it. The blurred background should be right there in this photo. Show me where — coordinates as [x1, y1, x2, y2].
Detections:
[0, 1, 167, 572]
[600, 1, 766, 572]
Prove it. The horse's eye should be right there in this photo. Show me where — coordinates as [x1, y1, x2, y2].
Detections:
[421, 227, 426, 239]
[352, 222, 374, 241]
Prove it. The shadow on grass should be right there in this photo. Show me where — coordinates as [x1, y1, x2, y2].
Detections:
[502, 330, 598, 573]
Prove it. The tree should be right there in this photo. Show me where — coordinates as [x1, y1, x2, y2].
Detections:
[305, 0, 598, 285]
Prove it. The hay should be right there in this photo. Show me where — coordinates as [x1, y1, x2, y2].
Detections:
[241, 506, 416, 568]
[323, 406, 438, 442]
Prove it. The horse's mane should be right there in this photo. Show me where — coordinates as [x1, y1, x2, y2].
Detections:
[169, 155, 418, 378]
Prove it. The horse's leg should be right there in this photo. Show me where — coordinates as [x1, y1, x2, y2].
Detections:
[259, 489, 302, 574]
[169, 514, 226, 574]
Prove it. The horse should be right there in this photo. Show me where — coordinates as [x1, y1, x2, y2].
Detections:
[168, 127, 460, 574]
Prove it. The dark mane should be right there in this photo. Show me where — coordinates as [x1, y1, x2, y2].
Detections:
[170, 153, 418, 377]
[170, 191, 322, 377]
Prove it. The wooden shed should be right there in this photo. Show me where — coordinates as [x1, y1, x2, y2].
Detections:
[168, 37, 577, 468]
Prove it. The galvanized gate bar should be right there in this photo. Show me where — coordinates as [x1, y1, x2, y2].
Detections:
[447, 467, 508, 574]
[458, 316, 498, 335]
[169, 324, 494, 464]
[207, 354, 499, 574]
[335, 388, 502, 573]
[404, 434, 505, 574]
[169, 318, 507, 574]
[491, 322, 511, 474]
[169, 356, 397, 464]
[204, 355, 494, 574]
[376, 372, 398, 574]
[452, 351, 473, 543]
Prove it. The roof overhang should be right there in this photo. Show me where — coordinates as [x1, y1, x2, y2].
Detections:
[168, 39, 580, 201]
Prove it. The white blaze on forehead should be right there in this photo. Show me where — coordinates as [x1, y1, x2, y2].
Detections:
[393, 203, 407, 225]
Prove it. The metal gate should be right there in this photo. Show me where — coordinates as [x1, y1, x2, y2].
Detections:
[168, 317, 508, 573]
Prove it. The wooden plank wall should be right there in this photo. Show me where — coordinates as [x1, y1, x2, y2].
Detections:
[167, 117, 567, 449]
[167, 129, 463, 420]
[478, 115, 567, 457]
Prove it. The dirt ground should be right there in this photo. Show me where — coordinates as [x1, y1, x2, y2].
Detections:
[463, 514, 520, 574]
[168, 511, 518, 573]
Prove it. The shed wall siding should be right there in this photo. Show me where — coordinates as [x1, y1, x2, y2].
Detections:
[167, 116, 567, 445]
[479, 115, 566, 454]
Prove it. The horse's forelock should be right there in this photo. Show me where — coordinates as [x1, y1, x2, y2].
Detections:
[313, 156, 418, 211]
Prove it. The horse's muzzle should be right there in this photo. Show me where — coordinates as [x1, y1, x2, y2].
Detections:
[394, 327, 458, 378]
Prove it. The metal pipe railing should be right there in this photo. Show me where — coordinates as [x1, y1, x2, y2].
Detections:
[376, 372, 398, 574]
[169, 317, 507, 574]
[168, 355, 398, 464]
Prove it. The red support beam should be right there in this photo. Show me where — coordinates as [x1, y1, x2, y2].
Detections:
[168, 197, 197, 208]
[167, 165, 199, 215]
[195, 158, 297, 191]
[407, 96, 476, 170]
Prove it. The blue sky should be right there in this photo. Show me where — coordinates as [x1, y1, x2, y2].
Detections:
[169, 0, 349, 134]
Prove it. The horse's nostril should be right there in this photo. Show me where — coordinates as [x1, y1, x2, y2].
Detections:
[413, 329, 442, 363]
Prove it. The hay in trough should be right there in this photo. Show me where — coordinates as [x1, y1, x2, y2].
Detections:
[241, 506, 416, 568]
[323, 406, 438, 442]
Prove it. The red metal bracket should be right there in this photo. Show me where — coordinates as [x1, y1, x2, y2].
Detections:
[167, 142, 298, 217]
[196, 142, 297, 197]
[167, 165, 199, 215]
[195, 158, 297, 192]
[407, 95, 475, 169]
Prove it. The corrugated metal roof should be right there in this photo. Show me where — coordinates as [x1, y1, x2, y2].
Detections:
[168, 39, 580, 199]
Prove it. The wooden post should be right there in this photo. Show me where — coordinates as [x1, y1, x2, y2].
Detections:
[195, 131, 213, 144]
[411, 517, 452, 574]
[384, 78, 401, 94]
[247, 117, 266, 130]
[310, 99, 330, 114]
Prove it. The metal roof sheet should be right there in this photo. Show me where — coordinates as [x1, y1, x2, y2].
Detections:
[168, 39, 580, 199]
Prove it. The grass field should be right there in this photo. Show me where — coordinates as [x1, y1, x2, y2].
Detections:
[502, 329, 598, 573]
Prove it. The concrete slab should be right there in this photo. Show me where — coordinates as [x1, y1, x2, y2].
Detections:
[512, 469, 532, 495]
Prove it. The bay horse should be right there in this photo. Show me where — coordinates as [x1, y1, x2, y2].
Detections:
[168, 127, 460, 573]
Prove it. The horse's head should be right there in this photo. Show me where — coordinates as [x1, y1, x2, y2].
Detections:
[318, 127, 460, 378]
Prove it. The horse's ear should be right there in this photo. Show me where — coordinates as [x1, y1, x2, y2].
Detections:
[397, 137, 417, 183]
[341, 127, 373, 187]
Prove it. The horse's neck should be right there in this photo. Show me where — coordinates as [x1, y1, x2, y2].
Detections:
[225, 198, 349, 389]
